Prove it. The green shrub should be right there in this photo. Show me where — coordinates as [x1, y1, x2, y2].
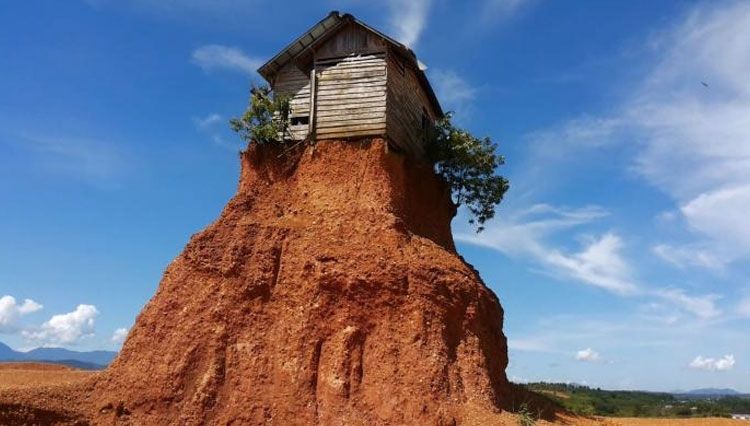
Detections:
[230, 85, 291, 145]
[517, 403, 536, 426]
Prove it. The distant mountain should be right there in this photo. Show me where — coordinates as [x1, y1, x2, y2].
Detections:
[0, 342, 16, 359]
[675, 388, 743, 396]
[24, 347, 117, 366]
[0, 341, 117, 370]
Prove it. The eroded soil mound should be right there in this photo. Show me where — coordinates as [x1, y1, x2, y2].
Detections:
[1, 139, 513, 425]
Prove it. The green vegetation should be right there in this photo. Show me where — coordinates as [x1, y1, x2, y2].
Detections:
[230, 85, 291, 145]
[525, 382, 750, 418]
[426, 113, 509, 232]
[517, 403, 536, 426]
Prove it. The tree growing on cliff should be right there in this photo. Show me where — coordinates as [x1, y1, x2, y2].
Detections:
[230, 85, 291, 144]
[426, 113, 509, 232]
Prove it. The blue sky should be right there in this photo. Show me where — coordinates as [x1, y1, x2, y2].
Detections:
[1, 0, 749, 392]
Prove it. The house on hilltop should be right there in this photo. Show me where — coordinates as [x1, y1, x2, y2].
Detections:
[258, 11, 444, 157]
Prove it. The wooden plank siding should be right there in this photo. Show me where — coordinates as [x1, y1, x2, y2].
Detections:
[385, 50, 439, 157]
[313, 53, 388, 139]
[273, 63, 311, 140]
[268, 25, 440, 150]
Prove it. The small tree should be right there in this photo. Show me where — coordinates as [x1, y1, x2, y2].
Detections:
[230, 85, 291, 145]
[427, 113, 509, 232]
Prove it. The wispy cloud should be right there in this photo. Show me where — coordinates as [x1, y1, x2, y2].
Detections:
[689, 354, 735, 372]
[481, 0, 533, 22]
[525, 1, 750, 267]
[457, 204, 638, 295]
[385, 0, 432, 47]
[655, 289, 722, 320]
[457, 203, 729, 319]
[652, 243, 727, 271]
[193, 113, 224, 130]
[191, 45, 263, 75]
[430, 69, 477, 118]
[192, 113, 241, 151]
[0, 296, 43, 333]
[15, 135, 126, 184]
[737, 296, 750, 318]
[509, 337, 558, 353]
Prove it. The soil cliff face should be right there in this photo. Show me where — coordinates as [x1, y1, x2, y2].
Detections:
[2, 139, 511, 425]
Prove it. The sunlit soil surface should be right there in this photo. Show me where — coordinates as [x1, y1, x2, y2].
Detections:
[0, 363, 95, 390]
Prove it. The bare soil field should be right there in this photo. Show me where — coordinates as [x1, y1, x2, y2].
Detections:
[0, 362, 94, 391]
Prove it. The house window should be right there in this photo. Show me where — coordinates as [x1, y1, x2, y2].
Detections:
[291, 116, 310, 126]
[420, 108, 430, 143]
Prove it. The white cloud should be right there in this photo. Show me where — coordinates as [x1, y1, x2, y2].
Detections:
[508, 337, 555, 353]
[111, 327, 129, 344]
[430, 69, 477, 117]
[654, 289, 722, 320]
[193, 113, 241, 151]
[575, 348, 601, 362]
[194, 113, 223, 130]
[652, 243, 726, 270]
[19, 135, 125, 183]
[458, 204, 637, 295]
[191, 45, 263, 75]
[689, 354, 735, 372]
[386, 0, 432, 47]
[544, 233, 636, 295]
[24, 305, 99, 345]
[627, 1, 750, 262]
[0, 296, 43, 333]
[737, 296, 750, 318]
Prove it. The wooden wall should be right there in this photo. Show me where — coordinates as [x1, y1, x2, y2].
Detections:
[313, 54, 387, 139]
[314, 23, 388, 60]
[385, 50, 439, 157]
[273, 63, 311, 140]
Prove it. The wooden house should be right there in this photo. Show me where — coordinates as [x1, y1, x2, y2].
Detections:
[257, 11, 444, 157]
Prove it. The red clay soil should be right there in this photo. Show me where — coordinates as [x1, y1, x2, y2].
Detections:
[0, 139, 517, 425]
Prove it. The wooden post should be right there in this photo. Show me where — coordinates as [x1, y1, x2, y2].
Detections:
[309, 67, 317, 138]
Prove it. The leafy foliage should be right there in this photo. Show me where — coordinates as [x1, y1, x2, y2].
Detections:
[230, 85, 291, 145]
[426, 113, 509, 232]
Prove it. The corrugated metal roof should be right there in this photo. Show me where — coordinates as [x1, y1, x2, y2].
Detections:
[257, 11, 443, 117]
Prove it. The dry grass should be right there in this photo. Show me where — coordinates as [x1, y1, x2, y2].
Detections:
[0, 362, 94, 390]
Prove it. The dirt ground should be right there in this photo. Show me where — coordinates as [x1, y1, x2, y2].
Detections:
[0, 363, 95, 391]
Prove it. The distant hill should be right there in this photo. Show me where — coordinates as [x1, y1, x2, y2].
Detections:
[679, 388, 743, 396]
[0, 342, 16, 359]
[671, 388, 749, 399]
[0, 341, 117, 370]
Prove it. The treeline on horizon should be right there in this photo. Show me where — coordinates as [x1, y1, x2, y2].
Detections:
[524, 382, 750, 418]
